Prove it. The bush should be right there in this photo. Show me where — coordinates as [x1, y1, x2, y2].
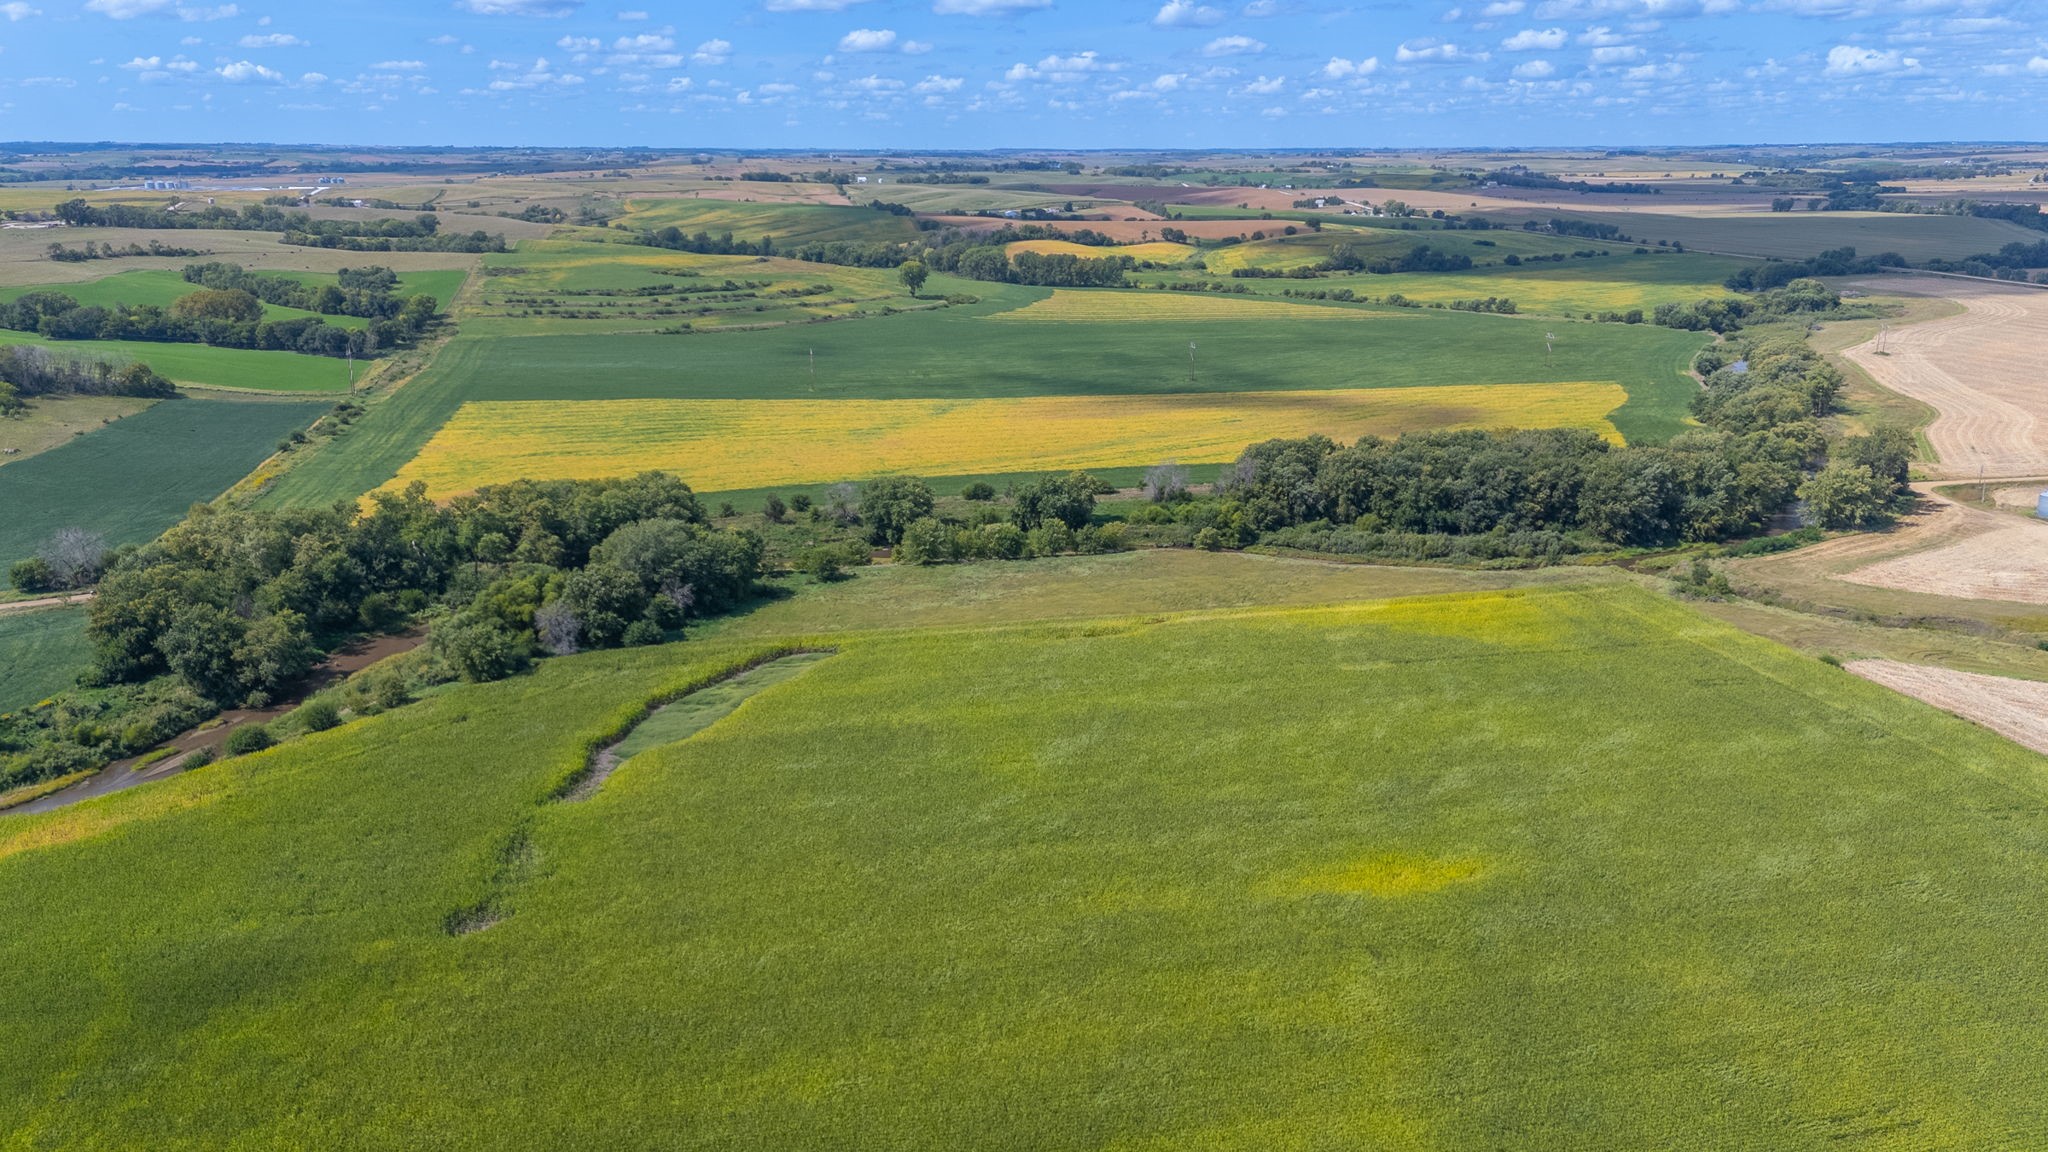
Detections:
[763, 493, 787, 523]
[961, 481, 996, 501]
[897, 517, 958, 565]
[801, 548, 846, 582]
[789, 494, 813, 513]
[183, 746, 216, 769]
[295, 698, 342, 733]
[9, 556, 55, 593]
[224, 724, 274, 756]
[622, 619, 664, 646]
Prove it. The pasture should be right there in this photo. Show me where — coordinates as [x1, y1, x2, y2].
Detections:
[0, 267, 465, 331]
[0, 394, 155, 465]
[9, 584, 2048, 1145]
[615, 198, 922, 246]
[0, 226, 479, 288]
[0, 329, 368, 393]
[0, 396, 326, 568]
[0, 608, 90, 714]
[381, 382, 1626, 497]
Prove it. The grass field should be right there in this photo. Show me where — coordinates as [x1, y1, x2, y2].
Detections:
[382, 382, 1627, 496]
[9, 582, 2048, 1144]
[0, 394, 155, 465]
[616, 198, 922, 246]
[0, 226, 481, 289]
[992, 289, 1408, 322]
[0, 608, 90, 714]
[0, 396, 326, 568]
[0, 329, 369, 393]
[1567, 209, 2041, 262]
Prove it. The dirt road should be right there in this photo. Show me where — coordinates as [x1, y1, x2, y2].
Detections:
[0, 592, 93, 615]
[1843, 278, 2048, 479]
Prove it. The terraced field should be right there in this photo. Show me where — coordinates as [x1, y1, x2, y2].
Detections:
[10, 583, 2048, 1146]
[382, 381, 1627, 496]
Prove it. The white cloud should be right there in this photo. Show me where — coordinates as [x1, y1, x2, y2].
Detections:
[612, 32, 673, 50]
[1590, 44, 1642, 63]
[933, 0, 1050, 12]
[1513, 58, 1555, 76]
[902, 39, 932, 53]
[456, 0, 581, 15]
[558, 34, 600, 51]
[372, 59, 426, 70]
[119, 54, 162, 69]
[850, 74, 903, 90]
[1242, 0, 1277, 12]
[1395, 39, 1463, 62]
[838, 27, 897, 52]
[1005, 50, 1116, 81]
[765, 0, 869, 8]
[693, 38, 732, 64]
[0, 3, 40, 19]
[178, 3, 236, 17]
[1502, 27, 1565, 50]
[215, 59, 283, 82]
[1202, 34, 1264, 56]
[1321, 55, 1378, 78]
[428, 33, 461, 44]
[1824, 44, 1917, 75]
[1482, 0, 1525, 13]
[1153, 0, 1221, 26]
[85, 0, 170, 16]
[238, 32, 304, 47]
[1578, 25, 1627, 46]
[301, 71, 327, 83]
[1239, 73, 1283, 92]
[914, 73, 963, 91]
[2029, 56, 2048, 75]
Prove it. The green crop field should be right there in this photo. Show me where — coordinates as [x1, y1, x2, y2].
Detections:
[1564, 210, 2040, 262]
[615, 198, 923, 246]
[258, 282, 1706, 507]
[0, 396, 326, 568]
[0, 607, 90, 713]
[8, 582, 2048, 1145]
[0, 329, 369, 393]
[1299, 254, 1754, 316]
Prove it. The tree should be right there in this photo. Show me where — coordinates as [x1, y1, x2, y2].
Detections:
[1799, 462, 1897, 529]
[170, 288, 264, 324]
[1011, 472, 1098, 531]
[0, 380, 23, 418]
[763, 493, 787, 523]
[898, 259, 929, 298]
[858, 475, 935, 546]
[1142, 461, 1190, 503]
[534, 601, 581, 656]
[38, 527, 108, 589]
[897, 517, 957, 565]
[433, 615, 528, 682]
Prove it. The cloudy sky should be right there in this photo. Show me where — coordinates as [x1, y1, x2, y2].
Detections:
[0, 0, 2043, 148]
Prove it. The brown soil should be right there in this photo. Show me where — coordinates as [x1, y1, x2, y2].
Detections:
[4, 628, 426, 817]
[0, 592, 94, 615]
[1847, 659, 2048, 757]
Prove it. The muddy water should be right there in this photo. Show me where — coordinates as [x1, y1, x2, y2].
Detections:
[5, 629, 425, 817]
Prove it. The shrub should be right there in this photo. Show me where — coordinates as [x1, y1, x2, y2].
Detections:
[9, 556, 55, 593]
[763, 493, 787, 523]
[789, 494, 813, 513]
[622, 619, 664, 646]
[897, 517, 958, 566]
[224, 724, 274, 756]
[182, 747, 216, 769]
[801, 548, 845, 582]
[295, 698, 342, 733]
[961, 481, 996, 501]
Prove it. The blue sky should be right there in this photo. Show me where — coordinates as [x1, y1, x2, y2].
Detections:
[1, 0, 2044, 148]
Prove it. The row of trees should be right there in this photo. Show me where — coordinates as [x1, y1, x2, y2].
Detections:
[181, 262, 423, 320]
[0, 284, 437, 360]
[50, 200, 505, 252]
[0, 344, 177, 405]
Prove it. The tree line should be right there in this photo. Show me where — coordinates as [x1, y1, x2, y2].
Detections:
[0, 273, 439, 360]
[0, 344, 177, 418]
[50, 200, 506, 253]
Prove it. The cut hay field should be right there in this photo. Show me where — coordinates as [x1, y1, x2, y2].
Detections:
[0, 329, 369, 393]
[615, 198, 921, 246]
[1004, 239, 1197, 263]
[0, 607, 90, 714]
[0, 396, 326, 568]
[381, 382, 1627, 497]
[10, 583, 2048, 1145]
[1568, 209, 2040, 262]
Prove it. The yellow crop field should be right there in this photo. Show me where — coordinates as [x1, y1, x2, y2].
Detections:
[384, 382, 1626, 497]
[989, 289, 1409, 322]
[1004, 240, 1198, 263]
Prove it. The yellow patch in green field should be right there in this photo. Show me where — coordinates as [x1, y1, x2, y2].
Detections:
[1004, 240, 1197, 263]
[1289, 853, 1486, 898]
[384, 382, 1627, 498]
[990, 289, 1407, 322]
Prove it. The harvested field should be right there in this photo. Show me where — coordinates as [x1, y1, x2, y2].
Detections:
[1841, 278, 2048, 478]
[385, 382, 1626, 497]
[1840, 497, 2048, 604]
[1848, 660, 2048, 757]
